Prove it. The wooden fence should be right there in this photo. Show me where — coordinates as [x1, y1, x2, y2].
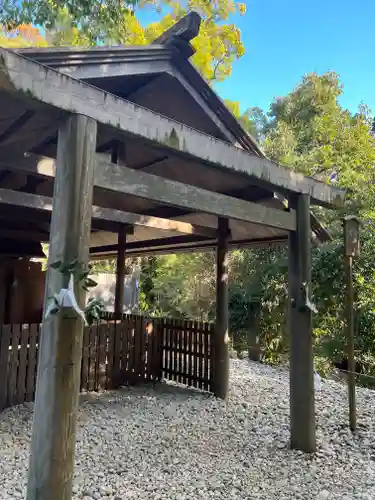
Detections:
[0, 316, 214, 411]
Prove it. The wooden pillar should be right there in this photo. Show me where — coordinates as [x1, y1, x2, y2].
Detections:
[344, 253, 356, 431]
[343, 216, 360, 432]
[112, 141, 127, 319]
[247, 301, 261, 361]
[214, 217, 230, 400]
[288, 194, 316, 453]
[27, 114, 97, 500]
[114, 227, 126, 318]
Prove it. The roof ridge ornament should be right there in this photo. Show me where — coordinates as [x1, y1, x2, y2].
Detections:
[152, 11, 201, 59]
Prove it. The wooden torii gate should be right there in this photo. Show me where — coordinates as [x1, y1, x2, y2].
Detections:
[0, 15, 345, 500]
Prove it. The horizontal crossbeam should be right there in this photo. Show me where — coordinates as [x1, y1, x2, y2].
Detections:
[0, 48, 345, 207]
[0, 187, 217, 238]
[1, 153, 296, 231]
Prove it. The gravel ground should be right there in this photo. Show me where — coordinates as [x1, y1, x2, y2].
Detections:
[1, 359, 375, 500]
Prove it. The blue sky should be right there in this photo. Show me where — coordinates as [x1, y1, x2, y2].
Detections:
[139, 0, 374, 115]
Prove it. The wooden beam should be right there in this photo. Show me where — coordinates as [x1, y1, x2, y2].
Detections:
[0, 172, 27, 190]
[91, 235, 211, 254]
[0, 227, 49, 242]
[0, 154, 294, 231]
[214, 218, 230, 400]
[1, 153, 287, 232]
[96, 161, 296, 230]
[26, 115, 97, 499]
[0, 48, 345, 207]
[114, 227, 126, 317]
[90, 235, 288, 257]
[0, 196, 132, 235]
[0, 187, 216, 238]
[288, 194, 316, 453]
[152, 12, 201, 58]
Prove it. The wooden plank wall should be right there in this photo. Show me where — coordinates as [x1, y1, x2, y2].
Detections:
[0, 315, 214, 412]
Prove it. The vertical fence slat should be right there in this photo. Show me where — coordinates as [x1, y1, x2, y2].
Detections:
[198, 321, 204, 390]
[128, 316, 136, 382]
[98, 324, 107, 390]
[26, 324, 38, 402]
[80, 326, 90, 392]
[173, 319, 178, 382]
[146, 319, 154, 381]
[132, 315, 139, 381]
[94, 322, 102, 391]
[0, 325, 11, 410]
[196, 320, 201, 389]
[113, 320, 122, 387]
[193, 321, 199, 388]
[158, 318, 164, 381]
[16, 325, 29, 404]
[179, 320, 184, 384]
[138, 315, 145, 382]
[123, 317, 131, 381]
[166, 320, 172, 379]
[182, 322, 187, 386]
[175, 319, 180, 383]
[8, 325, 21, 406]
[204, 322, 210, 391]
[172, 319, 178, 382]
[106, 322, 115, 389]
[88, 324, 97, 392]
[160, 318, 166, 381]
[209, 323, 215, 392]
[187, 321, 193, 386]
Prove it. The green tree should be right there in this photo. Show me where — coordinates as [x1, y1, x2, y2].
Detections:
[263, 72, 375, 217]
[247, 73, 375, 370]
[2, 1, 246, 85]
[1, 0, 138, 43]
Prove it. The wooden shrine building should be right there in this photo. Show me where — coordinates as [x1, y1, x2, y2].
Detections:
[0, 13, 345, 500]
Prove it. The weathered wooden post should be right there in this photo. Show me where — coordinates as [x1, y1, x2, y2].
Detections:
[247, 300, 261, 361]
[112, 142, 127, 319]
[288, 194, 316, 453]
[114, 227, 126, 318]
[27, 114, 97, 500]
[214, 217, 230, 400]
[343, 215, 360, 432]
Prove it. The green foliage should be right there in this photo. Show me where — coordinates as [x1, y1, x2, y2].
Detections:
[263, 72, 375, 215]
[2, 0, 246, 85]
[116, 0, 246, 83]
[85, 297, 105, 325]
[223, 101, 267, 140]
[1, 0, 138, 44]
[48, 259, 104, 325]
[50, 259, 97, 292]
[141, 253, 216, 321]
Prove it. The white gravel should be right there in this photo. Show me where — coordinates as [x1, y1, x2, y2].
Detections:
[1, 359, 375, 500]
